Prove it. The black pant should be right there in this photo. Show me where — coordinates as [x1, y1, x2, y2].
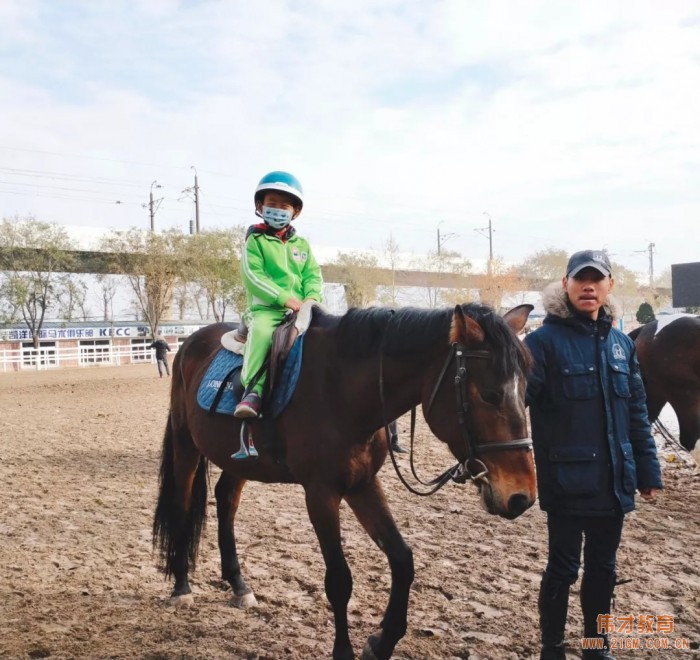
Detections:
[545, 513, 623, 585]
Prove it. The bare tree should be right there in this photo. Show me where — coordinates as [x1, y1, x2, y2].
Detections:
[100, 228, 188, 339]
[0, 216, 76, 347]
[377, 233, 401, 307]
[479, 257, 527, 311]
[57, 275, 88, 321]
[171, 281, 190, 321]
[94, 274, 119, 322]
[411, 249, 472, 309]
[609, 261, 642, 326]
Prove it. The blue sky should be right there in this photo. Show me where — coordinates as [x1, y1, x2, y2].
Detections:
[1, 0, 699, 278]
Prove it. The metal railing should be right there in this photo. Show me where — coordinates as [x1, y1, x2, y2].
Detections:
[0, 343, 181, 372]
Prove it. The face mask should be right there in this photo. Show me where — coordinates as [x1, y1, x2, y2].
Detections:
[262, 206, 293, 229]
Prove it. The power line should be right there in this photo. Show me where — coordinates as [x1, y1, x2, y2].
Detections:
[0, 166, 147, 188]
[0, 145, 190, 171]
[0, 178, 146, 200]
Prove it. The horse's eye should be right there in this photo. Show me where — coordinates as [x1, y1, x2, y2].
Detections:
[480, 390, 503, 407]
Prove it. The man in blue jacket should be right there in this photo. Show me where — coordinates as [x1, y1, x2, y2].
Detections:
[524, 250, 662, 660]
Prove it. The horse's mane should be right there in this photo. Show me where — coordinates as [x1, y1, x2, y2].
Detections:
[335, 304, 530, 379]
[627, 326, 645, 341]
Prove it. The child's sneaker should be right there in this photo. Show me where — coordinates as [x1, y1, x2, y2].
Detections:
[234, 392, 262, 418]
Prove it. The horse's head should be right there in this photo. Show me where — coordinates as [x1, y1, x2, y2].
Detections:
[421, 303, 536, 519]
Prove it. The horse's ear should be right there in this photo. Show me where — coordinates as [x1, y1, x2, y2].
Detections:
[503, 304, 534, 334]
[451, 305, 485, 344]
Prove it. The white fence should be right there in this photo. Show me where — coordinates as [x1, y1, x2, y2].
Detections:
[0, 343, 181, 373]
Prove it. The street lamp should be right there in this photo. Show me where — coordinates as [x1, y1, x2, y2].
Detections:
[144, 180, 163, 232]
[437, 221, 458, 256]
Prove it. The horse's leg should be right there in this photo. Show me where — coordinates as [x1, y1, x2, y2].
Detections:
[153, 414, 208, 607]
[669, 395, 700, 463]
[344, 477, 414, 660]
[305, 488, 354, 660]
[214, 472, 257, 608]
[644, 384, 666, 423]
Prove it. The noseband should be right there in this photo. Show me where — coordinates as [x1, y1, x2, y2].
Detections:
[380, 342, 533, 497]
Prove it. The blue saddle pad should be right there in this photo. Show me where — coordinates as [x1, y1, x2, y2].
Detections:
[196, 334, 305, 418]
[196, 349, 243, 416]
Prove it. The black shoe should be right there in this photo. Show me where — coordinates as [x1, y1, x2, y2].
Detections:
[234, 392, 262, 419]
[390, 437, 407, 453]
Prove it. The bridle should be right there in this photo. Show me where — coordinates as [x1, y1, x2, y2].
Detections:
[379, 340, 533, 497]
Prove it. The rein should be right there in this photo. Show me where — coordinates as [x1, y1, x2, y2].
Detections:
[379, 328, 532, 497]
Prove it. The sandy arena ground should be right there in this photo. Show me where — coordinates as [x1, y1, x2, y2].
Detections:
[0, 364, 698, 660]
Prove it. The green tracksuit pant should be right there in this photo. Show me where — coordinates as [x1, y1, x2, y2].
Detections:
[241, 307, 288, 396]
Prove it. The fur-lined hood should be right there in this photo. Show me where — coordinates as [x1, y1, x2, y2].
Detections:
[541, 282, 622, 321]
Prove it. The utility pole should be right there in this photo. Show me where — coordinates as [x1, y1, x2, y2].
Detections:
[143, 180, 163, 232]
[193, 166, 200, 233]
[475, 212, 494, 274]
[181, 166, 200, 233]
[634, 242, 656, 287]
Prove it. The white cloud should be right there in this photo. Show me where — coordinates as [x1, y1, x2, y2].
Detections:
[0, 0, 698, 281]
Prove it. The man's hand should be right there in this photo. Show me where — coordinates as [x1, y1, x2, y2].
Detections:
[284, 297, 302, 312]
[639, 488, 660, 501]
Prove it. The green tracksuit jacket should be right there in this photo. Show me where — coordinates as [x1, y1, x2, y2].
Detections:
[240, 230, 323, 394]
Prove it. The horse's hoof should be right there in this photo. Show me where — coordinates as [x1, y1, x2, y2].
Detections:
[361, 632, 382, 660]
[169, 593, 195, 609]
[691, 440, 700, 466]
[230, 591, 257, 608]
[360, 643, 379, 660]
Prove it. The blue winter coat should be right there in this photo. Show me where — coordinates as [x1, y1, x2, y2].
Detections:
[524, 286, 663, 516]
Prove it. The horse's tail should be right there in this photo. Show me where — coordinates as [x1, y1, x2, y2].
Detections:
[152, 409, 209, 578]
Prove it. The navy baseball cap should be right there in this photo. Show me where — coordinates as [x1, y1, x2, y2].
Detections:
[566, 250, 612, 278]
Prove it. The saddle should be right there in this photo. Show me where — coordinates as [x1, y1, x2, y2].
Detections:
[220, 300, 328, 392]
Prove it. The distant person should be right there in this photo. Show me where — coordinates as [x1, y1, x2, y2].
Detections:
[234, 171, 323, 418]
[149, 337, 171, 378]
[388, 420, 406, 453]
[524, 250, 662, 660]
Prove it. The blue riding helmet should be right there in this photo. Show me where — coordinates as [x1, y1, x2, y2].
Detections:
[254, 171, 304, 210]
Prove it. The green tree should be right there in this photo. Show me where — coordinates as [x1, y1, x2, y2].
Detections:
[518, 247, 569, 282]
[635, 302, 655, 324]
[332, 251, 383, 308]
[184, 228, 247, 322]
[100, 228, 188, 339]
[0, 216, 76, 347]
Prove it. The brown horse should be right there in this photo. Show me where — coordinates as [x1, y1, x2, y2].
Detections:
[153, 303, 537, 660]
[629, 315, 700, 463]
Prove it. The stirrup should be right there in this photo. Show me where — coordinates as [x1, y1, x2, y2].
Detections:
[231, 422, 259, 460]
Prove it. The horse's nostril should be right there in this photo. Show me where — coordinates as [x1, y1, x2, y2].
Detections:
[507, 493, 531, 517]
